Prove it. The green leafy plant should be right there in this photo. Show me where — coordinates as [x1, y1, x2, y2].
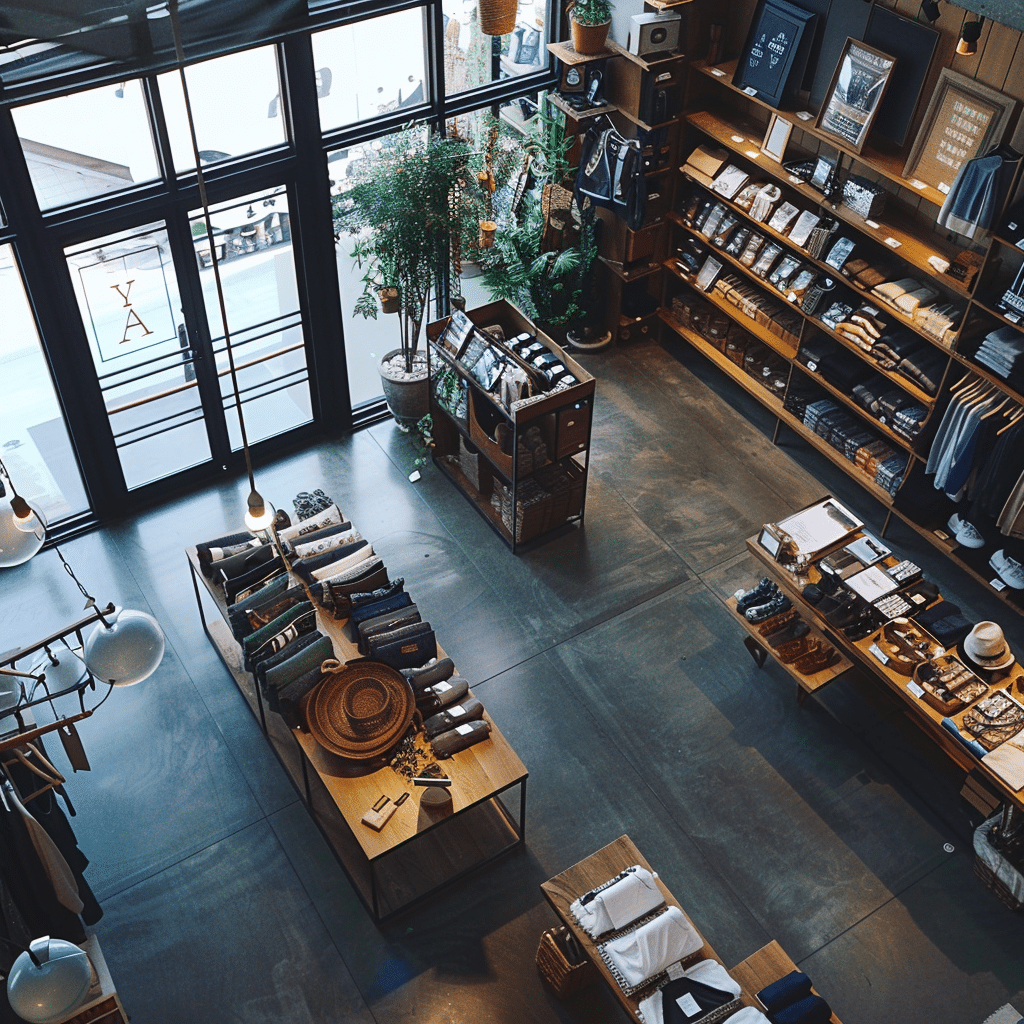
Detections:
[411, 414, 434, 469]
[570, 0, 614, 26]
[333, 125, 471, 374]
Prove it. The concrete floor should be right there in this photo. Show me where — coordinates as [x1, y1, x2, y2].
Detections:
[2, 335, 1023, 1023]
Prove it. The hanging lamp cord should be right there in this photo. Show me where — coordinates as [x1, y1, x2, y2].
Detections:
[167, 0, 257, 498]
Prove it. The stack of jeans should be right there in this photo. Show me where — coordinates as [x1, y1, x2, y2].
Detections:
[890, 404, 928, 442]
[974, 326, 1024, 388]
[876, 455, 908, 496]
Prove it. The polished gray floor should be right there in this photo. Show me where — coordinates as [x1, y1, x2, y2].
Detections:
[3, 336, 1023, 1024]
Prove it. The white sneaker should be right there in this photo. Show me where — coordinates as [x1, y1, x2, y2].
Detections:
[948, 512, 985, 549]
[990, 549, 1024, 589]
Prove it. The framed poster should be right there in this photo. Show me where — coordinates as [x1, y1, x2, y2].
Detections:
[814, 39, 896, 154]
[902, 69, 1019, 195]
[733, 0, 817, 109]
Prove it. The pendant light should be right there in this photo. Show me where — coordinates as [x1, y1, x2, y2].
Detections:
[957, 15, 984, 55]
[168, 0, 273, 537]
[5, 937, 92, 1024]
[55, 547, 165, 688]
[0, 457, 46, 568]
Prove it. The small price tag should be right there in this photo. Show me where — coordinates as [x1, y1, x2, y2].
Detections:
[869, 642, 890, 665]
[745, 149, 761, 159]
[933, 529, 950, 541]
[433, 680, 452, 693]
[455, 723, 474, 736]
[991, 577, 1008, 591]
[910, 179, 927, 190]
[676, 994, 703, 1016]
[449, 704, 467, 717]
[787, 291, 798, 302]
[796, 111, 813, 121]
[884, 237, 902, 249]
[938, 182, 950, 194]
[806, 360, 817, 372]
[743, 86, 758, 96]
[907, 680, 925, 698]
[865, 219, 880, 230]
[712, 68, 726, 77]
[731, 134, 745, 143]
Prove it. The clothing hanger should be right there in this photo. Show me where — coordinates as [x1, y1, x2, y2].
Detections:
[981, 396, 1011, 419]
[997, 406, 1024, 434]
[1, 741, 66, 804]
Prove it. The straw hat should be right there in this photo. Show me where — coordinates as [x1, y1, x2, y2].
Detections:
[307, 659, 415, 765]
[960, 621, 1015, 673]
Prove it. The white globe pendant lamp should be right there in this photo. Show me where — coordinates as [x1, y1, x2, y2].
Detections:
[83, 607, 165, 687]
[31, 644, 90, 693]
[0, 491, 45, 568]
[6, 937, 92, 1024]
[244, 489, 275, 533]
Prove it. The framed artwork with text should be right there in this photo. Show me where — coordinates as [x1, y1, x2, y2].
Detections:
[733, 0, 817, 109]
[814, 38, 896, 154]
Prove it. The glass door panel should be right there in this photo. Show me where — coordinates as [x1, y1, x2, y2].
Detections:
[190, 187, 312, 446]
[64, 223, 213, 490]
[0, 245, 89, 524]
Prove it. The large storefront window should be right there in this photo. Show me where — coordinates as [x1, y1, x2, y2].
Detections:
[158, 46, 287, 172]
[190, 187, 312, 448]
[12, 79, 160, 210]
[311, 11, 426, 131]
[0, 245, 89, 523]
[443, 0, 548, 95]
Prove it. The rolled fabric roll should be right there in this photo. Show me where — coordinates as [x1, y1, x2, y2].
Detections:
[770, 993, 832, 1024]
[570, 865, 663, 938]
[756, 971, 812, 1012]
[405, 658, 456, 691]
[423, 696, 485, 738]
[197, 532, 259, 576]
[431, 718, 491, 759]
[277, 504, 345, 547]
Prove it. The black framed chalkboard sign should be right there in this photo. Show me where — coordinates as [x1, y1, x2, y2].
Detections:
[733, 0, 817, 108]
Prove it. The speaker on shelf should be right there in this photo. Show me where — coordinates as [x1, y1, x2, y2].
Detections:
[627, 12, 682, 58]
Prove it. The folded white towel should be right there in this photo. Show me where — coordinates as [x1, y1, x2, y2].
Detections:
[570, 865, 663, 938]
[599, 906, 702, 990]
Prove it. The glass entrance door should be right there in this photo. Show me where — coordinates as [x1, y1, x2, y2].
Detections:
[63, 187, 311, 491]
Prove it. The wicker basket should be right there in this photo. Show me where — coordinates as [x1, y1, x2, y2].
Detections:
[479, 0, 517, 35]
[974, 858, 1024, 911]
[535, 927, 597, 998]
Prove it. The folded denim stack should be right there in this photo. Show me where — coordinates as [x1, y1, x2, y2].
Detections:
[974, 326, 1024, 387]
[889, 404, 928, 442]
[875, 454, 908, 496]
[870, 327, 925, 372]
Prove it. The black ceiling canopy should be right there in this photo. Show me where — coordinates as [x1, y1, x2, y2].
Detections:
[0, 0, 306, 99]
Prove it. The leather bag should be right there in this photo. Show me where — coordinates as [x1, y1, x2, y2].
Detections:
[574, 124, 647, 231]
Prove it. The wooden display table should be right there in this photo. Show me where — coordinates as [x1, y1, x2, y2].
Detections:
[541, 836, 843, 1021]
[731, 941, 843, 1024]
[744, 522, 1024, 814]
[187, 547, 528, 919]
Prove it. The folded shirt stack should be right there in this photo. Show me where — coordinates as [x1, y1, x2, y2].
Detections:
[897, 347, 946, 396]
[889, 404, 928, 442]
[974, 326, 1024, 386]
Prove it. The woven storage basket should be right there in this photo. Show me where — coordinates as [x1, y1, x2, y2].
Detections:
[479, 0, 517, 35]
[974, 858, 1024, 911]
[535, 927, 597, 998]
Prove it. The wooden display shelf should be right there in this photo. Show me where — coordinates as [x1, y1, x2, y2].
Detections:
[546, 40, 617, 65]
[683, 108, 970, 295]
[671, 174, 949, 407]
[730, 941, 844, 1024]
[546, 91, 611, 123]
[599, 254, 664, 281]
[745, 530, 1024, 810]
[725, 594, 852, 699]
[663, 261, 798, 358]
[605, 38, 685, 71]
[186, 547, 528, 919]
[660, 310, 789, 415]
[788, 361, 920, 457]
[971, 294, 1024, 337]
[540, 835, 723, 1021]
[691, 59, 948, 211]
[945, 346, 1024, 409]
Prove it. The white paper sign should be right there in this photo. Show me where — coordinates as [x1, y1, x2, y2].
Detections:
[745, 150, 760, 159]
[797, 111, 813, 121]
[731, 134, 745, 143]
[910, 179, 927, 190]
[712, 68, 726, 77]
[938, 182, 950, 194]
[743, 86, 758, 96]
[676, 994, 702, 1016]
[449, 704, 467, 717]
[884, 237, 902, 249]
[865, 219, 880, 230]
[455, 723, 474, 736]
[991, 577, 1008, 591]
[869, 642, 890, 665]
[907, 681, 925, 698]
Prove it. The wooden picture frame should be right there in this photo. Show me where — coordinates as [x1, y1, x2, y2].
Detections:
[902, 68, 1019, 195]
[760, 114, 793, 163]
[814, 38, 896, 154]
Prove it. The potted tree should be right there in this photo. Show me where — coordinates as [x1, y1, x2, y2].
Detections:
[569, 0, 614, 55]
[334, 126, 471, 426]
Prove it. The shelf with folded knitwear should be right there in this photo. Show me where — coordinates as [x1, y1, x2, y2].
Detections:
[185, 544, 529, 919]
[724, 592, 852, 701]
[689, 58, 949, 214]
[788, 360, 921, 458]
[682, 106, 972, 299]
[730, 940, 844, 1024]
[676, 121, 974, 349]
[744, 528, 1024, 812]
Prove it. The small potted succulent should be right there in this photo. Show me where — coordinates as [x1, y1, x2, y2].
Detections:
[570, 0, 614, 55]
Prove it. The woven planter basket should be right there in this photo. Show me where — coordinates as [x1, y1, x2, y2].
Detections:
[480, 0, 517, 35]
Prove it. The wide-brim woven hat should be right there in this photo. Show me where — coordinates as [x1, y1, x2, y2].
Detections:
[960, 620, 1015, 673]
[307, 659, 415, 763]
